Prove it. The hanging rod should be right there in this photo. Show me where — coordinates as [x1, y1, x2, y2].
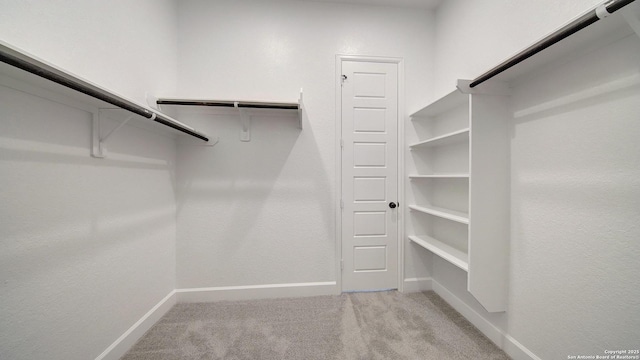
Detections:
[0, 41, 209, 142]
[470, 0, 637, 88]
[156, 98, 300, 110]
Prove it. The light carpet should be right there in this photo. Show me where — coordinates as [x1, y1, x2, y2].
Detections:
[121, 290, 510, 359]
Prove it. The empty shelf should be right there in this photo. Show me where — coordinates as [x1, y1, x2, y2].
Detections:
[409, 128, 469, 148]
[410, 89, 468, 118]
[155, 92, 304, 130]
[156, 98, 299, 110]
[409, 235, 469, 272]
[409, 174, 470, 179]
[408, 204, 469, 225]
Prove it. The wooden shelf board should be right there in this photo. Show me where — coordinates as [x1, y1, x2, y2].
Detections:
[408, 204, 469, 225]
[409, 235, 469, 272]
[409, 128, 469, 148]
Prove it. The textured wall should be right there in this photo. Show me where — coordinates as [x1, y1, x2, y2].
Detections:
[432, 0, 640, 358]
[433, 0, 602, 99]
[174, 0, 434, 289]
[0, 1, 179, 359]
[0, 88, 178, 360]
[508, 35, 640, 358]
[0, 0, 178, 104]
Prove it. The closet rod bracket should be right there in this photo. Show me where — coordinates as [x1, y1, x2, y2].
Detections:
[237, 105, 251, 142]
[91, 110, 135, 158]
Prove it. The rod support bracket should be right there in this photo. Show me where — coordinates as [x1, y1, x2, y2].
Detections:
[595, 4, 611, 19]
[91, 112, 105, 158]
[91, 110, 134, 158]
[237, 106, 251, 142]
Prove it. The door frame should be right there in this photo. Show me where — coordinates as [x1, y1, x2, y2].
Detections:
[335, 54, 405, 293]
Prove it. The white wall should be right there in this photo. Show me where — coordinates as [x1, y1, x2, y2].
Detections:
[174, 0, 434, 289]
[433, 1, 640, 358]
[433, 0, 602, 99]
[0, 0, 178, 104]
[509, 34, 640, 359]
[0, 1, 180, 359]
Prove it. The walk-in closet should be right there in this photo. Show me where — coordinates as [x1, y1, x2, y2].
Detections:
[1, 0, 638, 359]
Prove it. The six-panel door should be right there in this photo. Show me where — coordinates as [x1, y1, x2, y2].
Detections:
[341, 60, 399, 292]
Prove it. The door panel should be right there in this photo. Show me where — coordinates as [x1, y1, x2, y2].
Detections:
[353, 177, 386, 202]
[341, 60, 398, 292]
[353, 108, 386, 133]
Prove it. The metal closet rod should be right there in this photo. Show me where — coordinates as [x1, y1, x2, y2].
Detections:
[470, 0, 637, 88]
[157, 99, 299, 110]
[0, 48, 209, 142]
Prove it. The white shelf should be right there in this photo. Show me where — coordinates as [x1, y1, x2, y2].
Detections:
[410, 88, 468, 118]
[409, 128, 469, 148]
[0, 40, 210, 142]
[408, 204, 469, 225]
[156, 98, 299, 110]
[409, 235, 469, 272]
[154, 90, 304, 130]
[409, 174, 469, 179]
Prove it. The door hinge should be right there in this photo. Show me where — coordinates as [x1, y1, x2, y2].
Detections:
[341, 259, 344, 270]
[340, 139, 344, 149]
[340, 199, 344, 209]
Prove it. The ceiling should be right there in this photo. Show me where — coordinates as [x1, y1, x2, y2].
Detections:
[289, 0, 443, 10]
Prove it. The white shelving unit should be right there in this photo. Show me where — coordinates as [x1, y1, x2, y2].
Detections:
[404, 1, 640, 314]
[407, 80, 510, 313]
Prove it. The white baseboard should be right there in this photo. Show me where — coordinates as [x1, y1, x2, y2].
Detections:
[175, 281, 338, 303]
[402, 277, 433, 293]
[95, 290, 177, 360]
[503, 334, 543, 360]
[431, 280, 505, 347]
[431, 279, 540, 360]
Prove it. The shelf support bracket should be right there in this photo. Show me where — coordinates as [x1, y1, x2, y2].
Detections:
[622, 3, 640, 39]
[237, 104, 251, 142]
[91, 110, 135, 158]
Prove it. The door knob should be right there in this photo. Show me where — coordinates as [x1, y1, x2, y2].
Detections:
[389, 202, 397, 209]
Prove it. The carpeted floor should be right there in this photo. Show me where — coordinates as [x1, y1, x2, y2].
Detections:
[121, 291, 510, 360]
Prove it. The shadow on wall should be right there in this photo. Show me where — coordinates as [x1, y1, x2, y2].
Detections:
[0, 85, 177, 326]
[511, 76, 640, 128]
[175, 105, 333, 285]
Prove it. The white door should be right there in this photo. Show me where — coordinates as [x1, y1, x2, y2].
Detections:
[341, 60, 399, 292]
